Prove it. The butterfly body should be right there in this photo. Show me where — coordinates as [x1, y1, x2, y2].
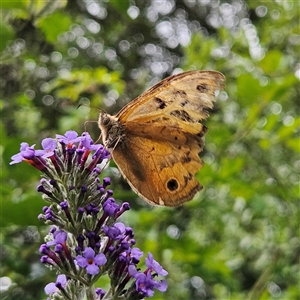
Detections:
[99, 70, 225, 207]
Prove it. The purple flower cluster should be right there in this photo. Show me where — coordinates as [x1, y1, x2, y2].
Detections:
[11, 131, 168, 300]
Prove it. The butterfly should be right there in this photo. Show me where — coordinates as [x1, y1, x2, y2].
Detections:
[98, 70, 225, 207]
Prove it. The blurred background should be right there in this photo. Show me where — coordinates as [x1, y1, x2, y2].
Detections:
[1, 1, 299, 299]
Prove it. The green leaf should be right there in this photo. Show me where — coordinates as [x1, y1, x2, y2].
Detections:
[0, 20, 15, 52]
[259, 50, 282, 73]
[110, 0, 130, 13]
[183, 33, 217, 69]
[286, 138, 300, 152]
[0, 193, 43, 226]
[0, 0, 27, 10]
[237, 74, 263, 105]
[37, 11, 72, 43]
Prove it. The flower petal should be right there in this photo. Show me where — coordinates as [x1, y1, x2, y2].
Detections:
[94, 253, 107, 266]
[86, 263, 99, 275]
[76, 255, 87, 267]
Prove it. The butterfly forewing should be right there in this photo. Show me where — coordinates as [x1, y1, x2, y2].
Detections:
[117, 70, 225, 124]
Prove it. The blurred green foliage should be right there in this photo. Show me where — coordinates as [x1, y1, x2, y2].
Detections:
[1, 0, 299, 299]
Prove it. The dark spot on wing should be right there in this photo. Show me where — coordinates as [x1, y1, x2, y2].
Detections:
[155, 97, 166, 109]
[176, 90, 187, 97]
[180, 99, 189, 107]
[159, 161, 168, 171]
[197, 84, 209, 93]
[182, 151, 191, 163]
[146, 117, 169, 124]
[197, 125, 208, 137]
[170, 110, 194, 122]
[131, 164, 146, 181]
[183, 173, 193, 186]
[167, 179, 179, 191]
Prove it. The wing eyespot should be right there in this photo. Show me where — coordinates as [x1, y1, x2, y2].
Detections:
[167, 178, 179, 192]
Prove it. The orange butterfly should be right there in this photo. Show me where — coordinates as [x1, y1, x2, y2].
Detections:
[99, 70, 225, 206]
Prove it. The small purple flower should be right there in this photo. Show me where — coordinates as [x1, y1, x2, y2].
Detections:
[85, 145, 110, 171]
[103, 198, 120, 216]
[131, 247, 144, 261]
[40, 255, 54, 265]
[129, 265, 168, 297]
[145, 252, 168, 276]
[119, 247, 143, 265]
[102, 177, 111, 188]
[46, 230, 67, 247]
[103, 225, 121, 240]
[116, 202, 130, 218]
[95, 287, 106, 299]
[10, 143, 36, 164]
[114, 222, 126, 234]
[80, 132, 100, 150]
[56, 130, 84, 145]
[103, 222, 126, 240]
[44, 274, 67, 295]
[10, 142, 50, 172]
[39, 244, 61, 265]
[135, 271, 156, 297]
[35, 138, 57, 158]
[76, 247, 107, 275]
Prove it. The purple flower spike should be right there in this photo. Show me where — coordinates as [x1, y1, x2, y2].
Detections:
[11, 131, 169, 299]
[76, 247, 107, 275]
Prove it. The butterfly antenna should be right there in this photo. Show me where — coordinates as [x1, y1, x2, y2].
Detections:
[94, 131, 102, 144]
[83, 120, 98, 132]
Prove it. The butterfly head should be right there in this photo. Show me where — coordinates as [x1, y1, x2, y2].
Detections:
[98, 112, 125, 149]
